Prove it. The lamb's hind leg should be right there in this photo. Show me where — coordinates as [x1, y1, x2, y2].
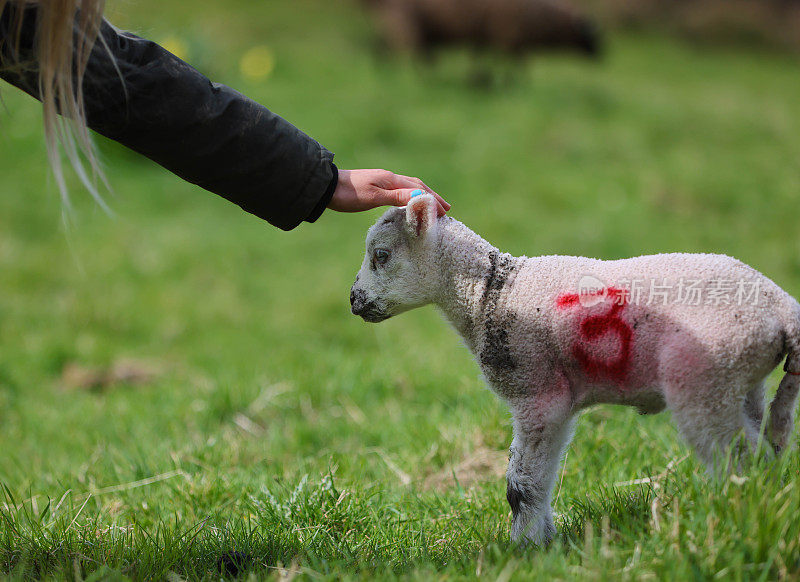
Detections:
[506, 387, 574, 546]
[767, 370, 800, 454]
[744, 380, 767, 441]
[664, 378, 756, 474]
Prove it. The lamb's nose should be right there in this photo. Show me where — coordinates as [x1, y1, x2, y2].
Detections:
[350, 287, 367, 314]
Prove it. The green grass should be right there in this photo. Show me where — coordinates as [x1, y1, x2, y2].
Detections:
[2, 0, 800, 579]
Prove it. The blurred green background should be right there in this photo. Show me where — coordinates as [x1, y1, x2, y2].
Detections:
[1, 0, 799, 579]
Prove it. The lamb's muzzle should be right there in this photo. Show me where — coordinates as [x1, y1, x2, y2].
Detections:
[350, 286, 390, 322]
[350, 193, 800, 546]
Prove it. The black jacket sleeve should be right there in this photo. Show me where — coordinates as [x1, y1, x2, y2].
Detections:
[0, 6, 337, 230]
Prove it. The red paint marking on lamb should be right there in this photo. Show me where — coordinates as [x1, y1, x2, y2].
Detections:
[556, 287, 616, 309]
[556, 287, 634, 385]
[556, 293, 581, 308]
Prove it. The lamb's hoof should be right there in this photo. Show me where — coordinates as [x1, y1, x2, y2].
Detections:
[511, 516, 556, 548]
[217, 551, 253, 576]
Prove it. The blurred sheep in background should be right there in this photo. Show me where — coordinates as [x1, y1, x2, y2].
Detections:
[581, 0, 800, 52]
[362, 0, 601, 61]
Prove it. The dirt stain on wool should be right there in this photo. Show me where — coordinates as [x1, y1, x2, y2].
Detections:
[480, 251, 518, 376]
[506, 481, 525, 518]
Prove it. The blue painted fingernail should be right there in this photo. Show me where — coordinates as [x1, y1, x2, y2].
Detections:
[410, 189, 424, 198]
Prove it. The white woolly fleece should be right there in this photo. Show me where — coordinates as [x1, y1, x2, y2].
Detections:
[350, 194, 800, 546]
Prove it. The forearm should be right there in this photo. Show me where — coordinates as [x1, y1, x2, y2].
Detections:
[0, 5, 336, 230]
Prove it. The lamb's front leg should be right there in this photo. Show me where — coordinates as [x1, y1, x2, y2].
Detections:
[506, 391, 575, 547]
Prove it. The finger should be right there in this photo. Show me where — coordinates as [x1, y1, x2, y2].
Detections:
[389, 173, 433, 195]
[398, 174, 437, 196]
[395, 175, 450, 212]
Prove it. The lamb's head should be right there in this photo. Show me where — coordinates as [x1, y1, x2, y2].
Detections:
[350, 193, 441, 322]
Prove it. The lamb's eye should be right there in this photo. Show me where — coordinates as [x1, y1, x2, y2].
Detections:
[373, 249, 390, 267]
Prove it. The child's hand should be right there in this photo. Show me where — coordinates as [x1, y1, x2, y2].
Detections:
[328, 169, 450, 216]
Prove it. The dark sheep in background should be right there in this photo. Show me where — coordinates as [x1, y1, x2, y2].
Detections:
[364, 0, 601, 58]
[585, 0, 800, 53]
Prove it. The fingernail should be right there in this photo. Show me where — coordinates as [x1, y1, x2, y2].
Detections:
[410, 189, 424, 198]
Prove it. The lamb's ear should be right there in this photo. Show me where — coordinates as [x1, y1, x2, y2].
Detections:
[405, 193, 437, 239]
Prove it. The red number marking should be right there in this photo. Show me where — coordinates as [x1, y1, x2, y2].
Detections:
[556, 287, 633, 385]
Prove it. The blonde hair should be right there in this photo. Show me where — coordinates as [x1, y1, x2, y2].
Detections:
[0, 0, 107, 207]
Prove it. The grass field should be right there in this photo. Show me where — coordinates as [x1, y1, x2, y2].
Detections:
[2, 0, 800, 579]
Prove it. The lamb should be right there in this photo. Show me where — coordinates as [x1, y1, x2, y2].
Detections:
[349, 194, 800, 546]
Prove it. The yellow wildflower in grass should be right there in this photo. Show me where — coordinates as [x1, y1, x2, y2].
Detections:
[240, 45, 276, 82]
